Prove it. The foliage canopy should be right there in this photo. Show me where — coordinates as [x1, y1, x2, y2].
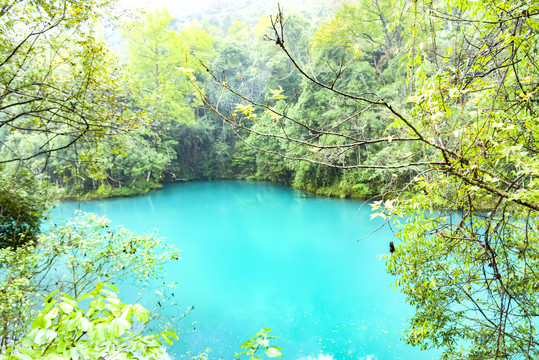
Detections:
[0, 0, 144, 166]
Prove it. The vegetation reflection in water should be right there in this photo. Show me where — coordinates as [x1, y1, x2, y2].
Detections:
[53, 181, 437, 360]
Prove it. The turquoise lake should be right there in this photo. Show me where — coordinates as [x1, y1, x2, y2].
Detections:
[52, 180, 437, 360]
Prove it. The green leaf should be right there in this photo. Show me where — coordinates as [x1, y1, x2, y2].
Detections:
[59, 302, 74, 314]
[44, 306, 59, 320]
[70, 347, 80, 360]
[31, 314, 45, 329]
[240, 339, 254, 349]
[96, 324, 107, 340]
[13, 353, 33, 360]
[80, 317, 91, 332]
[256, 338, 270, 347]
[133, 304, 149, 324]
[265, 347, 283, 357]
[18, 347, 40, 358]
[161, 333, 172, 345]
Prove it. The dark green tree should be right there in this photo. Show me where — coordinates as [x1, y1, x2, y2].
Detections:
[0, 169, 53, 249]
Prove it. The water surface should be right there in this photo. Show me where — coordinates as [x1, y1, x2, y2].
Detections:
[53, 180, 436, 360]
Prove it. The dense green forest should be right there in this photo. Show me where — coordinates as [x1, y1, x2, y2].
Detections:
[1, 0, 539, 359]
[0, 0, 410, 200]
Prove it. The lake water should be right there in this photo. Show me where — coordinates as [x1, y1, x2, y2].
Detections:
[52, 180, 437, 360]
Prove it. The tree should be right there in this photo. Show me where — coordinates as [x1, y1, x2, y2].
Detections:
[0, 168, 54, 249]
[0, 211, 180, 353]
[311, 0, 405, 82]
[0, 0, 144, 166]
[0, 0, 164, 200]
[0, 1, 183, 355]
[0, 283, 177, 360]
[121, 10, 227, 182]
[122, 9, 213, 126]
[193, 1, 539, 358]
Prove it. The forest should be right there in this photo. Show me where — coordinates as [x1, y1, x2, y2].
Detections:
[1, 0, 539, 359]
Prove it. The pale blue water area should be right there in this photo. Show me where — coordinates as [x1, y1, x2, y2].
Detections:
[52, 180, 438, 360]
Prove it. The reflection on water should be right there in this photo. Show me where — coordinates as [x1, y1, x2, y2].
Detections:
[52, 180, 437, 360]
